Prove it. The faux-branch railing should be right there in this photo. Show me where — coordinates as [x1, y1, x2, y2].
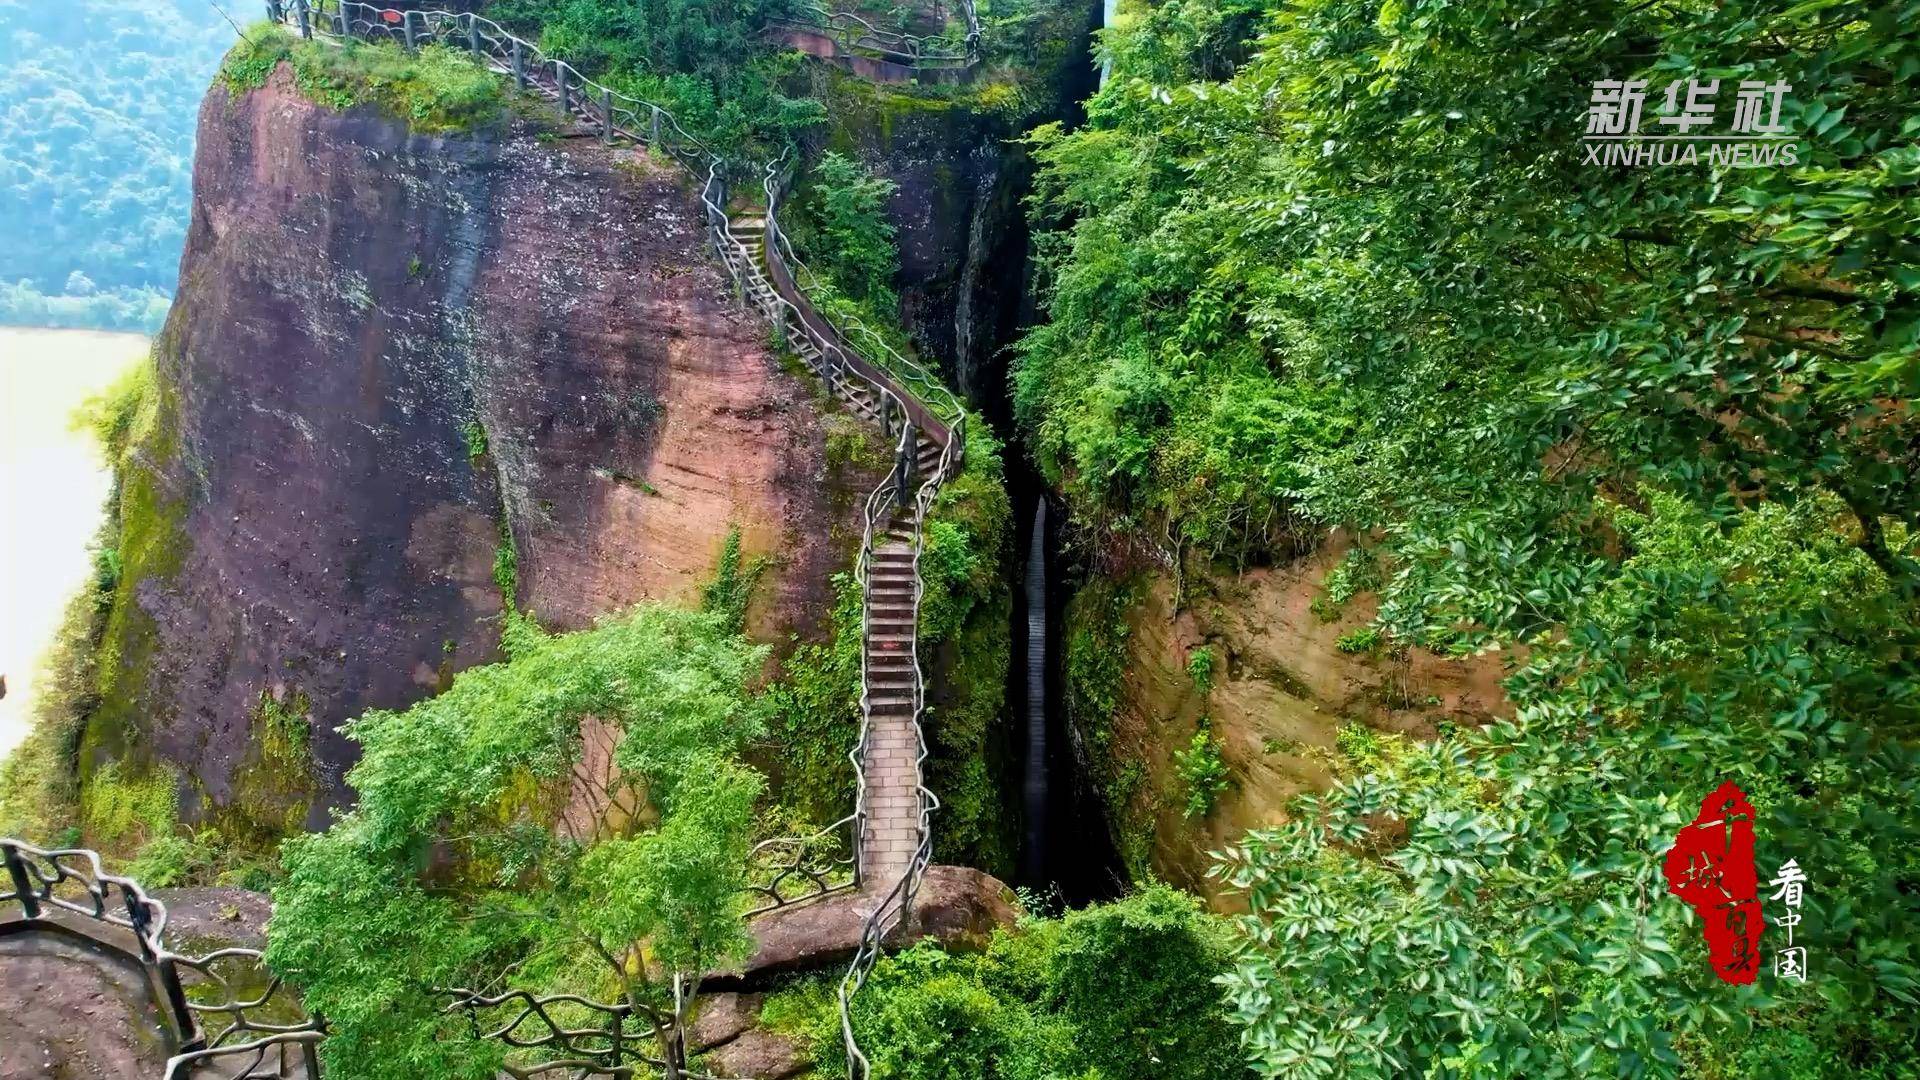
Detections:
[1, 837, 324, 1079]
[767, 0, 983, 69]
[241, 5, 967, 1076]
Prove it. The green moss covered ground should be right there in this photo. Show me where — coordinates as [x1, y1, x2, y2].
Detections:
[221, 23, 505, 134]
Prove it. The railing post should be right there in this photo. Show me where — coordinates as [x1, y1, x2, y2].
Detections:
[511, 38, 526, 89]
[649, 106, 662, 147]
[293, 0, 311, 39]
[335, 2, 349, 37]
[880, 394, 894, 439]
[556, 63, 570, 118]
[467, 14, 481, 57]
[266, 1, 283, 23]
[603, 89, 615, 144]
[126, 887, 203, 1051]
[3, 842, 40, 919]
[895, 422, 918, 511]
[402, 9, 417, 51]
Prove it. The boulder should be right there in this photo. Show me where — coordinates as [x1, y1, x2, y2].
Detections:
[706, 1029, 808, 1079]
[896, 865, 1021, 952]
[692, 992, 764, 1051]
[711, 864, 1020, 988]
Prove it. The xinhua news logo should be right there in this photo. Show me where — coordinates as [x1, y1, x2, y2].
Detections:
[1584, 78, 1800, 169]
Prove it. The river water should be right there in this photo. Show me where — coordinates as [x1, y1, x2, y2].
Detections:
[0, 328, 144, 760]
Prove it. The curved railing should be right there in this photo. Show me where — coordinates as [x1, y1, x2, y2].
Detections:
[1, 838, 324, 1079]
[744, 150, 960, 1077]
[768, 0, 981, 68]
[249, 7, 968, 1077]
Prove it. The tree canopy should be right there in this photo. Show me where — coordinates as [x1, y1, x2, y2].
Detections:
[265, 606, 770, 1079]
[0, 0, 233, 331]
[1016, 0, 1920, 1075]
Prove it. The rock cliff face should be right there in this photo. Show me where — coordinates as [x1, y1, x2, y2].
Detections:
[1065, 538, 1513, 903]
[86, 67, 862, 830]
[804, 0, 1103, 419]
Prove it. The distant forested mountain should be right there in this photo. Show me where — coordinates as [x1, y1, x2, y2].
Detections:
[0, 0, 234, 332]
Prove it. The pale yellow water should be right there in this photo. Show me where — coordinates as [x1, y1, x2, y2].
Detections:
[0, 328, 146, 759]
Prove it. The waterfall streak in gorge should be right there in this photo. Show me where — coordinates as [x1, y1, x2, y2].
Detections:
[1022, 501, 1049, 880]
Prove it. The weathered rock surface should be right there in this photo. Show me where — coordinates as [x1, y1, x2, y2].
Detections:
[0, 928, 170, 1079]
[90, 66, 864, 824]
[1072, 537, 1514, 904]
[152, 886, 273, 952]
[691, 991, 764, 1051]
[707, 1028, 808, 1079]
[711, 864, 1019, 988]
[896, 864, 1021, 950]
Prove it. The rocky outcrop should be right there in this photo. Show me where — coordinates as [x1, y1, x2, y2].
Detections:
[691, 992, 809, 1079]
[706, 1029, 809, 1080]
[86, 66, 867, 828]
[710, 864, 1019, 988]
[1067, 538, 1514, 903]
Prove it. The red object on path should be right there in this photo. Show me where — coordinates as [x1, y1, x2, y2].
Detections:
[382, 9, 403, 22]
[1662, 781, 1763, 984]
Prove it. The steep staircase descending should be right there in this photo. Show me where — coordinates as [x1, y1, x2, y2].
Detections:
[862, 515, 925, 886]
[725, 214, 944, 896]
[727, 219, 946, 481]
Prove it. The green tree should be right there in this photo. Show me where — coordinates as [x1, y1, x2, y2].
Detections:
[774, 884, 1248, 1080]
[798, 151, 901, 308]
[266, 605, 771, 1079]
[1017, 0, 1920, 1074]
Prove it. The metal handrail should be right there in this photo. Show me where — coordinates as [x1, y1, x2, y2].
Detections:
[249, 8, 968, 1076]
[1, 837, 325, 1079]
[768, 3, 979, 67]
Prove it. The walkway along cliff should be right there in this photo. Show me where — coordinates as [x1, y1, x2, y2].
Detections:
[265, 3, 971, 1076]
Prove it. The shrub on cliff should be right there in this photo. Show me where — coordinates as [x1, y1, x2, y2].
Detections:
[766, 884, 1248, 1080]
[222, 25, 503, 134]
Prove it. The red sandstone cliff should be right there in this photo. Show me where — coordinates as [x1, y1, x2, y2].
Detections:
[85, 67, 866, 830]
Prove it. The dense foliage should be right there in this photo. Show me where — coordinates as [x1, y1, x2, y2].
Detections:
[223, 25, 505, 133]
[486, 0, 825, 160]
[0, 0, 233, 331]
[918, 423, 1016, 871]
[1019, 0, 1920, 1075]
[265, 605, 770, 1078]
[766, 885, 1249, 1080]
[789, 150, 901, 308]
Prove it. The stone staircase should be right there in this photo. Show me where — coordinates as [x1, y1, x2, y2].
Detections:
[726, 214, 942, 895]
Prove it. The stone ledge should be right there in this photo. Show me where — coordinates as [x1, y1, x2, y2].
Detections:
[707, 864, 1018, 990]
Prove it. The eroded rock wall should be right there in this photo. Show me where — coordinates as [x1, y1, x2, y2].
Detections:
[1065, 538, 1513, 904]
[87, 67, 861, 829]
